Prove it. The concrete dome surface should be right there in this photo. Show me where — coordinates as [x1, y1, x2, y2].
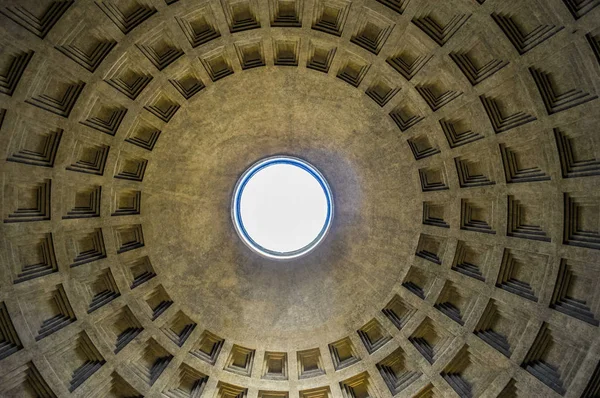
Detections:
[0, 0, 599, 397]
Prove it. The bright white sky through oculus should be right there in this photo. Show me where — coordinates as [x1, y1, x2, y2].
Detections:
[239, 163, 329, 253]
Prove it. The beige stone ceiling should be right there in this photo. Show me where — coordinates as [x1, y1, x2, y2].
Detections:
[0, 0, 599, 397]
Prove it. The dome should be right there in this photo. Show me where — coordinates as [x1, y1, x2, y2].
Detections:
[0, 0, 599, 397]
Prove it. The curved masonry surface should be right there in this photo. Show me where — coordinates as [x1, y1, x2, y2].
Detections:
[0, 0, 599, 397]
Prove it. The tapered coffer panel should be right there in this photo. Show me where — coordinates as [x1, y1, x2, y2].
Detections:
[55, 21, 117, 73]
[415, 234, 446, 264]
[390, 105, 425, 132]
[306, 41, 337, 73]
[96, 305, 142, 354]
[336, 53, 371, 88]
[439, 118, 483, 149]
[129, 338, 173, 386]
[451, 240, 490, 282]
[497, 379, 520, 397]
[0, 50, 34, 96]
[554, 126, 600, 179]
[329, 337, 360, 370]
[550, 259, 600, 326]
[419, 165, 449, 192]
[0, 302, 23, 360]
[339, 372, 376, 398]
[386, 29, 435, 82]
[105, 70, 153, 100]
[377, 347, 421, 395]
[412, 384, 440, 398]
[297, 348, 325, 378]
[161, 311, 197, 347]
[61, 185, 102, 219]
[19, 284, 77, 341]
[441, 345, 497, 398]
[350, 8, 394, 55]
[95, 1, 157, 34]
[357, 319, 391, 354]
[582, 361, 600, 398]
[125, 116, 162, 151]
[530, 67, 597, 115]
[450, 47, 509, 86]
[270, 0, 303, 27]
[217, 382, 247, 398]
[387, 52, 432, 81]
[491, 1, 564, 55]
[24, 66, 85, 118]
[300, 386, 331, 398]
[521, 323, 587, 395]
[495, 249, 549, 302]
[474, 299, 528, 358]
[273, 38, 300, 66]
[221, 0, 261, 32]
[434, 281, 475, 326]
[235, 40, 266, 70]
[64, 228, 107, 268]
[5, 232, 58, 284]
[163, 363, 208, 398]
[136, 27, 185, 72]
[81, 106, 126, 136]
[66, 140, 110, 175]
[480, 81, 538, 134]
[588, 31, 600, 67]
[506, 195, 551, 242]
[71, 265, 121, 313]
[563, 193, 600, 250]
[90, 372, 142, 397]
[408, 135, 440, 160]
[499, 143, 551, 183]
[423, 201, 449, 228]
[44, 331, 105, 392]
[224, 344, 255, 376]
[262, 351, 288, 379]
[0, 361, 57, 397]
[169, 70, 205, 100]
[528, 45, 598, 114]
[114, 153, 148, 182]
[104, 55, 154, 100]
[412, 11, 471, 47]
[200, 47, 235, 82]
[144, 91, 181, 123]
[312, 0, 351, 37]
[415, 82, 463, 112]
[1, 1, 73, 39]
[111, 189, 141, 216]
[455, 155, 496, 188]
[460, 197, 496, 234]
[365, 78, 400, 107]
[382, 295, 416, 330]
[402, 266, 435, 300]
[258, 390, 288, 398]
[562, 0, 600, 19]
[124, 256, 156, 289]
[3, 179, 52, 223]
[144, 284, 173, 320]
[409, 317, 454, 364]
[176, 5, 221, 48]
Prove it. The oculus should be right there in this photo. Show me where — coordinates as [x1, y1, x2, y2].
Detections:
[232, 156, 333, 260]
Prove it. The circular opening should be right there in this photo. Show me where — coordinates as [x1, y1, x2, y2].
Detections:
[232, 156, 334, 260]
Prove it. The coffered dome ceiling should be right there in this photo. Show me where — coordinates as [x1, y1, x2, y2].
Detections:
[0, 0, 599, 397]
